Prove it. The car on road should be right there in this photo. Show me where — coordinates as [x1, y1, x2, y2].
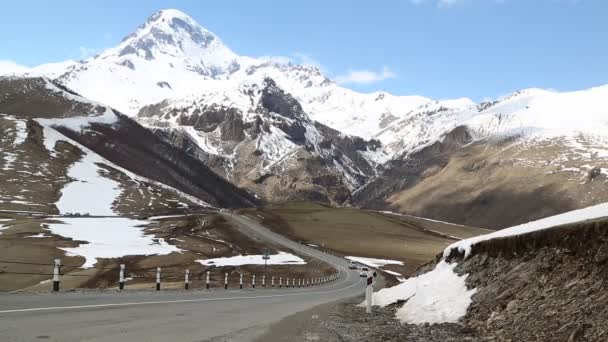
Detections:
[348, 261, 357, 269]
[360, 267, 369, 277]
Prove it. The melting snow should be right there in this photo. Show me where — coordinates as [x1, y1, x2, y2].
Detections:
[370, 260, 476, 324]
[345, 256, 404, 268]
[376, 201, 608, 325]
[196, 251, 306, 266]
[0, 220, 11, 235]
[47, 217, 182, 268]
[26, 233, 48, 238]
[57, 150, 121, 216]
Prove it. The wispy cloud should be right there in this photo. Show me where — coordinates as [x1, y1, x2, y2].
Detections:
[79, 46, 98, 59]
[335, 67, 396, 85]
[293, 52, 322, 70]
[260, 52, 324, 71]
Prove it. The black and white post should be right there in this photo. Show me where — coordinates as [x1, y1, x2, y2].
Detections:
[156, 267, 161, 291]
[252, 275, 256, 289]
[279, 277, 282, 288]
[206, 271, 210, 290]
[271, 276, 275, 288]
[224, 272, 228, 290]
[262, 275, 266, 288]
[119, 264, 125, 291]
[52, 259, 60, 292]
[184, 269, 190, 290]
[239, 274, 243, 289]
[366, 271, 373, 314]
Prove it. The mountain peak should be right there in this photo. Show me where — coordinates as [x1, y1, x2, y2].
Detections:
[148, 9, 195, 23]
[111, 8, 237, 68]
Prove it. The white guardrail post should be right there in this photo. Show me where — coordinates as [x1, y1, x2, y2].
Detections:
[185, 269, 190, 290]
[156, 267, 161, 291]
[119, 264, 125, 291]
[206, 271, 210, 290]
[224, 272, 228, 290]
[262, 275, 266, 288]
[239, 274, 243, 289]
[366, 271, 373, 314]
[252, 275, 256, 289]
[279, 277, 282, 288]
[271, 276, 275, 288]
[52, 259, 61, 292]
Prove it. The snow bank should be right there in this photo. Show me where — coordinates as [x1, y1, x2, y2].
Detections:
[444, 202, 608, 258]
[345, 256, 404, 268]
[371, 260, 475, 324]
[196, 251, 306, 266]
[47, 217, 182, 268]
[373, 201, 608, 325]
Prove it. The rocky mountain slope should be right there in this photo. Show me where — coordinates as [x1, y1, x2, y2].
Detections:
[0, 76, 256, 215]
[355, 86, 608, 228]
[138, 78, 382, 203]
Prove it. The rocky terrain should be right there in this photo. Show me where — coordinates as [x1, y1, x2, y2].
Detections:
[450, 217, 608, 341]
[139, 78, 381, 204]
[355, 124, 608, 229]
[0, 76, 256, 214]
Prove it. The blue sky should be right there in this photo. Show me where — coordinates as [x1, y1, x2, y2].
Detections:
[0, 0, 606, 101]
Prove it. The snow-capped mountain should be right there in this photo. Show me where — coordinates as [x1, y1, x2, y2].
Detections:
[355, 84, 608, 228]
[4, 8, 608, 219]
[7, 9, 465, 158]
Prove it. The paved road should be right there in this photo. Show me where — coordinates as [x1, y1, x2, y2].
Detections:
[0, 213, 365, 341]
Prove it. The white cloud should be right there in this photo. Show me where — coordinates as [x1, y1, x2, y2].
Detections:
[260, 52, 324, 71]
[335, 67, 396, 85]
[259, 55, 292, 65]
[79, 46, 98, 59]
[293, 52, 322, 69]
[0, 60, 30, 76]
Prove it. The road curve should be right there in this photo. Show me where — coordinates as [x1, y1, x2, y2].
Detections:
[0, 213, 364, 342]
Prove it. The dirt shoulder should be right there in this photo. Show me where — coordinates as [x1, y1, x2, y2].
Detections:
[255, 296, 478, 342]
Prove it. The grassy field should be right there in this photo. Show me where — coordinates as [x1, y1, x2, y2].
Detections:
[0, 211, 333, 292]
[241, 202, 488, 278]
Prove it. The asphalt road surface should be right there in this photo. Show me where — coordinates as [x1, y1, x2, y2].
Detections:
[0, 213, 365, 341]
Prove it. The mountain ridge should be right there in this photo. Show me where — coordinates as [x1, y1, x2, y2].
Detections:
[2, 8, 608, 227]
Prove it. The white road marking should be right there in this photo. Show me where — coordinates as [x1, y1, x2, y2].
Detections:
[0, 278, 362, 314]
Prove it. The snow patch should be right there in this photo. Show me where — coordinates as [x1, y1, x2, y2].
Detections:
[47, 217, 182, 268]
[196, 251, 306, 266]
[346, 256, 404, 268]
[38, 108, 118, 132]
[371, 260, 475, 324]
[57, 149, 121, 216]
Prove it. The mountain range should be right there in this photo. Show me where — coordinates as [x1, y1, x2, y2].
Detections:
[2, 8, 608, 228]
